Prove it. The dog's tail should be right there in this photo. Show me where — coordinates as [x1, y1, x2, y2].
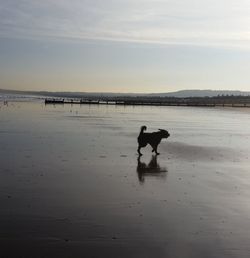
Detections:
[140, 125, 147, 134]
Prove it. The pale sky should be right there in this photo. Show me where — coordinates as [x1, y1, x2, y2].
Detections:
[1, 0, 250, 92]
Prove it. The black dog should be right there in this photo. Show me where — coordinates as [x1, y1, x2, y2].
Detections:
[137, 126, 170, 156]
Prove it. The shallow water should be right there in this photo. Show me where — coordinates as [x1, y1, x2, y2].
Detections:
[1, 101, 250, 257]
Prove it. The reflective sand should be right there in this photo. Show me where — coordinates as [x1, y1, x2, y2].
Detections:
[1, 101, 250, 257]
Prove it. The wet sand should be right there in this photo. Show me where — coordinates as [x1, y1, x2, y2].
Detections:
[1, 101, 250, 257]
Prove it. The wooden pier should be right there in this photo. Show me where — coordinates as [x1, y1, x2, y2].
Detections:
[45, 98, 250, 108]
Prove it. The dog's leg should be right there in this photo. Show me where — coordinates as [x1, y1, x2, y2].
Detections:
[152, 148, 159, 155]
[154, 145, 160, 155]
[137, 146, 143, 156]
[151, 145, 158, 155]
[152, 149, 158, 154]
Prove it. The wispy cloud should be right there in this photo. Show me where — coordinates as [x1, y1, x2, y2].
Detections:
[1, 0, 250, 48]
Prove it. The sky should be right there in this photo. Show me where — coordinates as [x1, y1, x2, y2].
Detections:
[1, 0, 250, 93]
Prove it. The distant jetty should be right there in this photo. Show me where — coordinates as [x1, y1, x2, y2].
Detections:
[45, 96, 250, 108]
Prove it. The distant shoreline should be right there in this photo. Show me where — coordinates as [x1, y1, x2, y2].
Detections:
[1, 88, 250, 99]
[44, 96, 250, 108]
[1, 89, 250, 107]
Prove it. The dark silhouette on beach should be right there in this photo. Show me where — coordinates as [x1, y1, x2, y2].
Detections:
[137, 126, 170, 156]
[137, 155, 167, 183]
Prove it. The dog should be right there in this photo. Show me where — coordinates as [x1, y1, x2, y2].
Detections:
[137, 126, 170, 156]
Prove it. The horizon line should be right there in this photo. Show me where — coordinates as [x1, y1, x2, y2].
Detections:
[0, 88, 249, 95]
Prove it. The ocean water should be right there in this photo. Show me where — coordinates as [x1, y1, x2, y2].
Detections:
[1, 100, 250, 257]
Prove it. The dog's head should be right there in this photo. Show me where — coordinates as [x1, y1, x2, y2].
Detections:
[158, 129, 170, 139]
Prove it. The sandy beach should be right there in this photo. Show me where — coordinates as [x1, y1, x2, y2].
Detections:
[1, 101, 250, 257]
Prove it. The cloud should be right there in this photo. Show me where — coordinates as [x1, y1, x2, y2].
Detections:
[1, 0, 250, 49]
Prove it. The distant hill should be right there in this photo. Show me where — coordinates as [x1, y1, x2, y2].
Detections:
[0, 88, 250, 98]
[149, 90, 250, 98]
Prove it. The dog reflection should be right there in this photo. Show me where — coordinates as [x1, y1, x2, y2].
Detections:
[137, 155, 167, 183]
